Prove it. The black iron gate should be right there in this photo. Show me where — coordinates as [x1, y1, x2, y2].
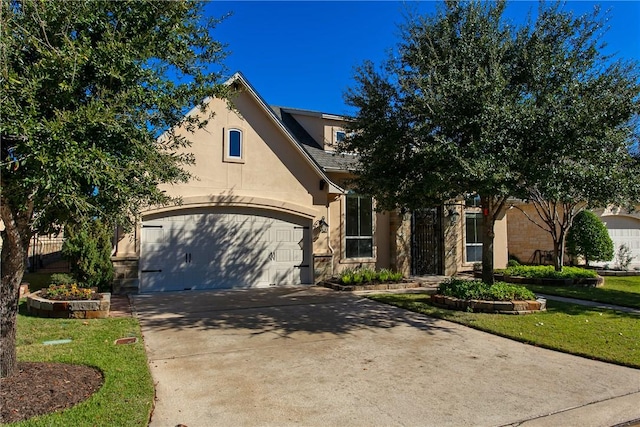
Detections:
[411, 208, 443, 275]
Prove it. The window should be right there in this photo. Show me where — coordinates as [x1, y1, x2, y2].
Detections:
[345, 194, 373, 258]
[465, 212, 484, 263]
[225, 128, 243, 162]
[335, 130, 346, 144]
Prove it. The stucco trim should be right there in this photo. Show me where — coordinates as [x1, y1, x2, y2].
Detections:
[141, 195, 319, 220]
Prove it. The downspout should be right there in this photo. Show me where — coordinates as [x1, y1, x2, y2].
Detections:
[326, 203, 335, 277]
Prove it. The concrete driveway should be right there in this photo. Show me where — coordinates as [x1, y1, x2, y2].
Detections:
[133, 286, 640, 427]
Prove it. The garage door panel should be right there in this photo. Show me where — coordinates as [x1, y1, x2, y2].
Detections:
[141, 210, 310, 292]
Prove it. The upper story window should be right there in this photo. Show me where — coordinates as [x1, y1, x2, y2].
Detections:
[345, 194, 373, 259]
[224, 128, 244, 163]
[335, 130, 346, 144]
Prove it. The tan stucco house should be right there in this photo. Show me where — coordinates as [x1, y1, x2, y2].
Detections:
[111, 73, 509, 293]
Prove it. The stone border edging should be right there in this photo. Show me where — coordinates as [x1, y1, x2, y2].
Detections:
[473, 272, 604, 287]
[596, 270, 640, 276]
[431, 294, 547, 314]
[27, 291, 111, 319]
[320, 281, 424, 292]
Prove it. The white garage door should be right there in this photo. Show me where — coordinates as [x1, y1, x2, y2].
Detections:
[139, 209, 311, 292]
[602, 215, 640, 269]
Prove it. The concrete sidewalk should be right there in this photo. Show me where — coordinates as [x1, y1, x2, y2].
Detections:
[535, 293, 640, 315]
[134, 286, 640, 427]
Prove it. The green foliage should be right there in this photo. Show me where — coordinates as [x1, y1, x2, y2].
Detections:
[338, 268, 403, 285]
[501, 265, 597, 279]
[615, 244, 635, 271]
[507, 259, 521, 268]
[566, 210, 614, 265]
[342, 0, 640, 278]
[49, 273, 75, 286]
[1, 0, 230, 376]
[513, 3, 640, 271]
[438, 278, 536, 301]
[62, 220, 114, 291]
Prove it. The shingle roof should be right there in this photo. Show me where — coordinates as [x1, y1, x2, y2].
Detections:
[271, 106, 359, 173]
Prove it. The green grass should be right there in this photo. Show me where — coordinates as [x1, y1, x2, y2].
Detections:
[369, 294, 640, 369]
[524, 275, 640, 309]
[12, 302, 154, 426]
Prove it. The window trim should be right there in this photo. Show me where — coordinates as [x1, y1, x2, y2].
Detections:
[464, 210, 483, 264]
[334, 129, 346, 145]
[224, 128, 244, 163]
[343, 194, 375, 260]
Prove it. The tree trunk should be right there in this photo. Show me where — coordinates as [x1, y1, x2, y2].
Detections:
[481, 196, 496, 285]
[552, 234, 566, 272]
[1, 202, 32, 378]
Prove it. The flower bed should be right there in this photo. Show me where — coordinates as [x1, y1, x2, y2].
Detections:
[430, 294, 546, 314]
[321, 267, 416, 291]
[474, 271, 603, 287]
[431, 278, 546, 314]
[321, 279, 423, 292]
[27, 291, 110, 319]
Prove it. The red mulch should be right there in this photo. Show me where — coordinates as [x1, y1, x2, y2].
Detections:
[0, 362, 103, 424]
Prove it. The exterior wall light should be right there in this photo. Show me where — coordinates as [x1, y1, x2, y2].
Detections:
[315, 216, 329, 233]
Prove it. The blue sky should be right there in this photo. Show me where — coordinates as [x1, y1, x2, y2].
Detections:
[208, 1, 640, 115]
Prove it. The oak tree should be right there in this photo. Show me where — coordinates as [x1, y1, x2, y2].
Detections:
[1, 0, 229, 377]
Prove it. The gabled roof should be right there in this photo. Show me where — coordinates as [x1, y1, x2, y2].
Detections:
[271, 107, 360, 173]
[226, 72, 347, 193]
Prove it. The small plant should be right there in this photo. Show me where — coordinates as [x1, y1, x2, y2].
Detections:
[615, 243, 635, 271]
[438, 278, 535, 301]
[337, 267, 403, 285]
[49, 273, 76, 286]
[499, 265, 597, 279]
[507, 259, 520, 268]
[62, 219, 114, 291]
[41, 283, 98, 301]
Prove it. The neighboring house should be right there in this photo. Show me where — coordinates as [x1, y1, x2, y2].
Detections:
[111, 73, 508, 293]
[506, 202, 640, 269]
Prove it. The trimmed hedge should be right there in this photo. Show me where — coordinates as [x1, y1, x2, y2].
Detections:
[438, 278, 536, 301]
[338, 267, 403, 285]
[499, 265, 597, 279]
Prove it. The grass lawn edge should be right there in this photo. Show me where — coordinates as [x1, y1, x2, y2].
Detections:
[367, 294, 640, 370]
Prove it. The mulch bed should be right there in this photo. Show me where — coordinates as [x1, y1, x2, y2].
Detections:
[0, 362, 103, 424]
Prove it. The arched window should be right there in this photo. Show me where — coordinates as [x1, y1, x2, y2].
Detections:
[225, 128, 243, 162]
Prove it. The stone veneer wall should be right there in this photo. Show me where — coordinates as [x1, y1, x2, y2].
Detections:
[389, 211, 411, 277]
[111, 256, 139, 294]
[313, 254, 334, 283]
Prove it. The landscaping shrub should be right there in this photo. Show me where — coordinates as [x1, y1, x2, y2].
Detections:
[337, 267, 402, 285]
[507, 259, 520, 267]
[438, 278, 535, 301]
[49, 273, 75, 286]
[615, 243, 635, 271]
[566, 210, 614, 266]
[500, 265, 597, 279]
[62, 219, 114, 291]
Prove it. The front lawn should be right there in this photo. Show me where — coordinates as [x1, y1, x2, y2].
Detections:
[369, 294, 640, 369]
[524, 275, 640, 309]
[9, 302, 154, 426]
